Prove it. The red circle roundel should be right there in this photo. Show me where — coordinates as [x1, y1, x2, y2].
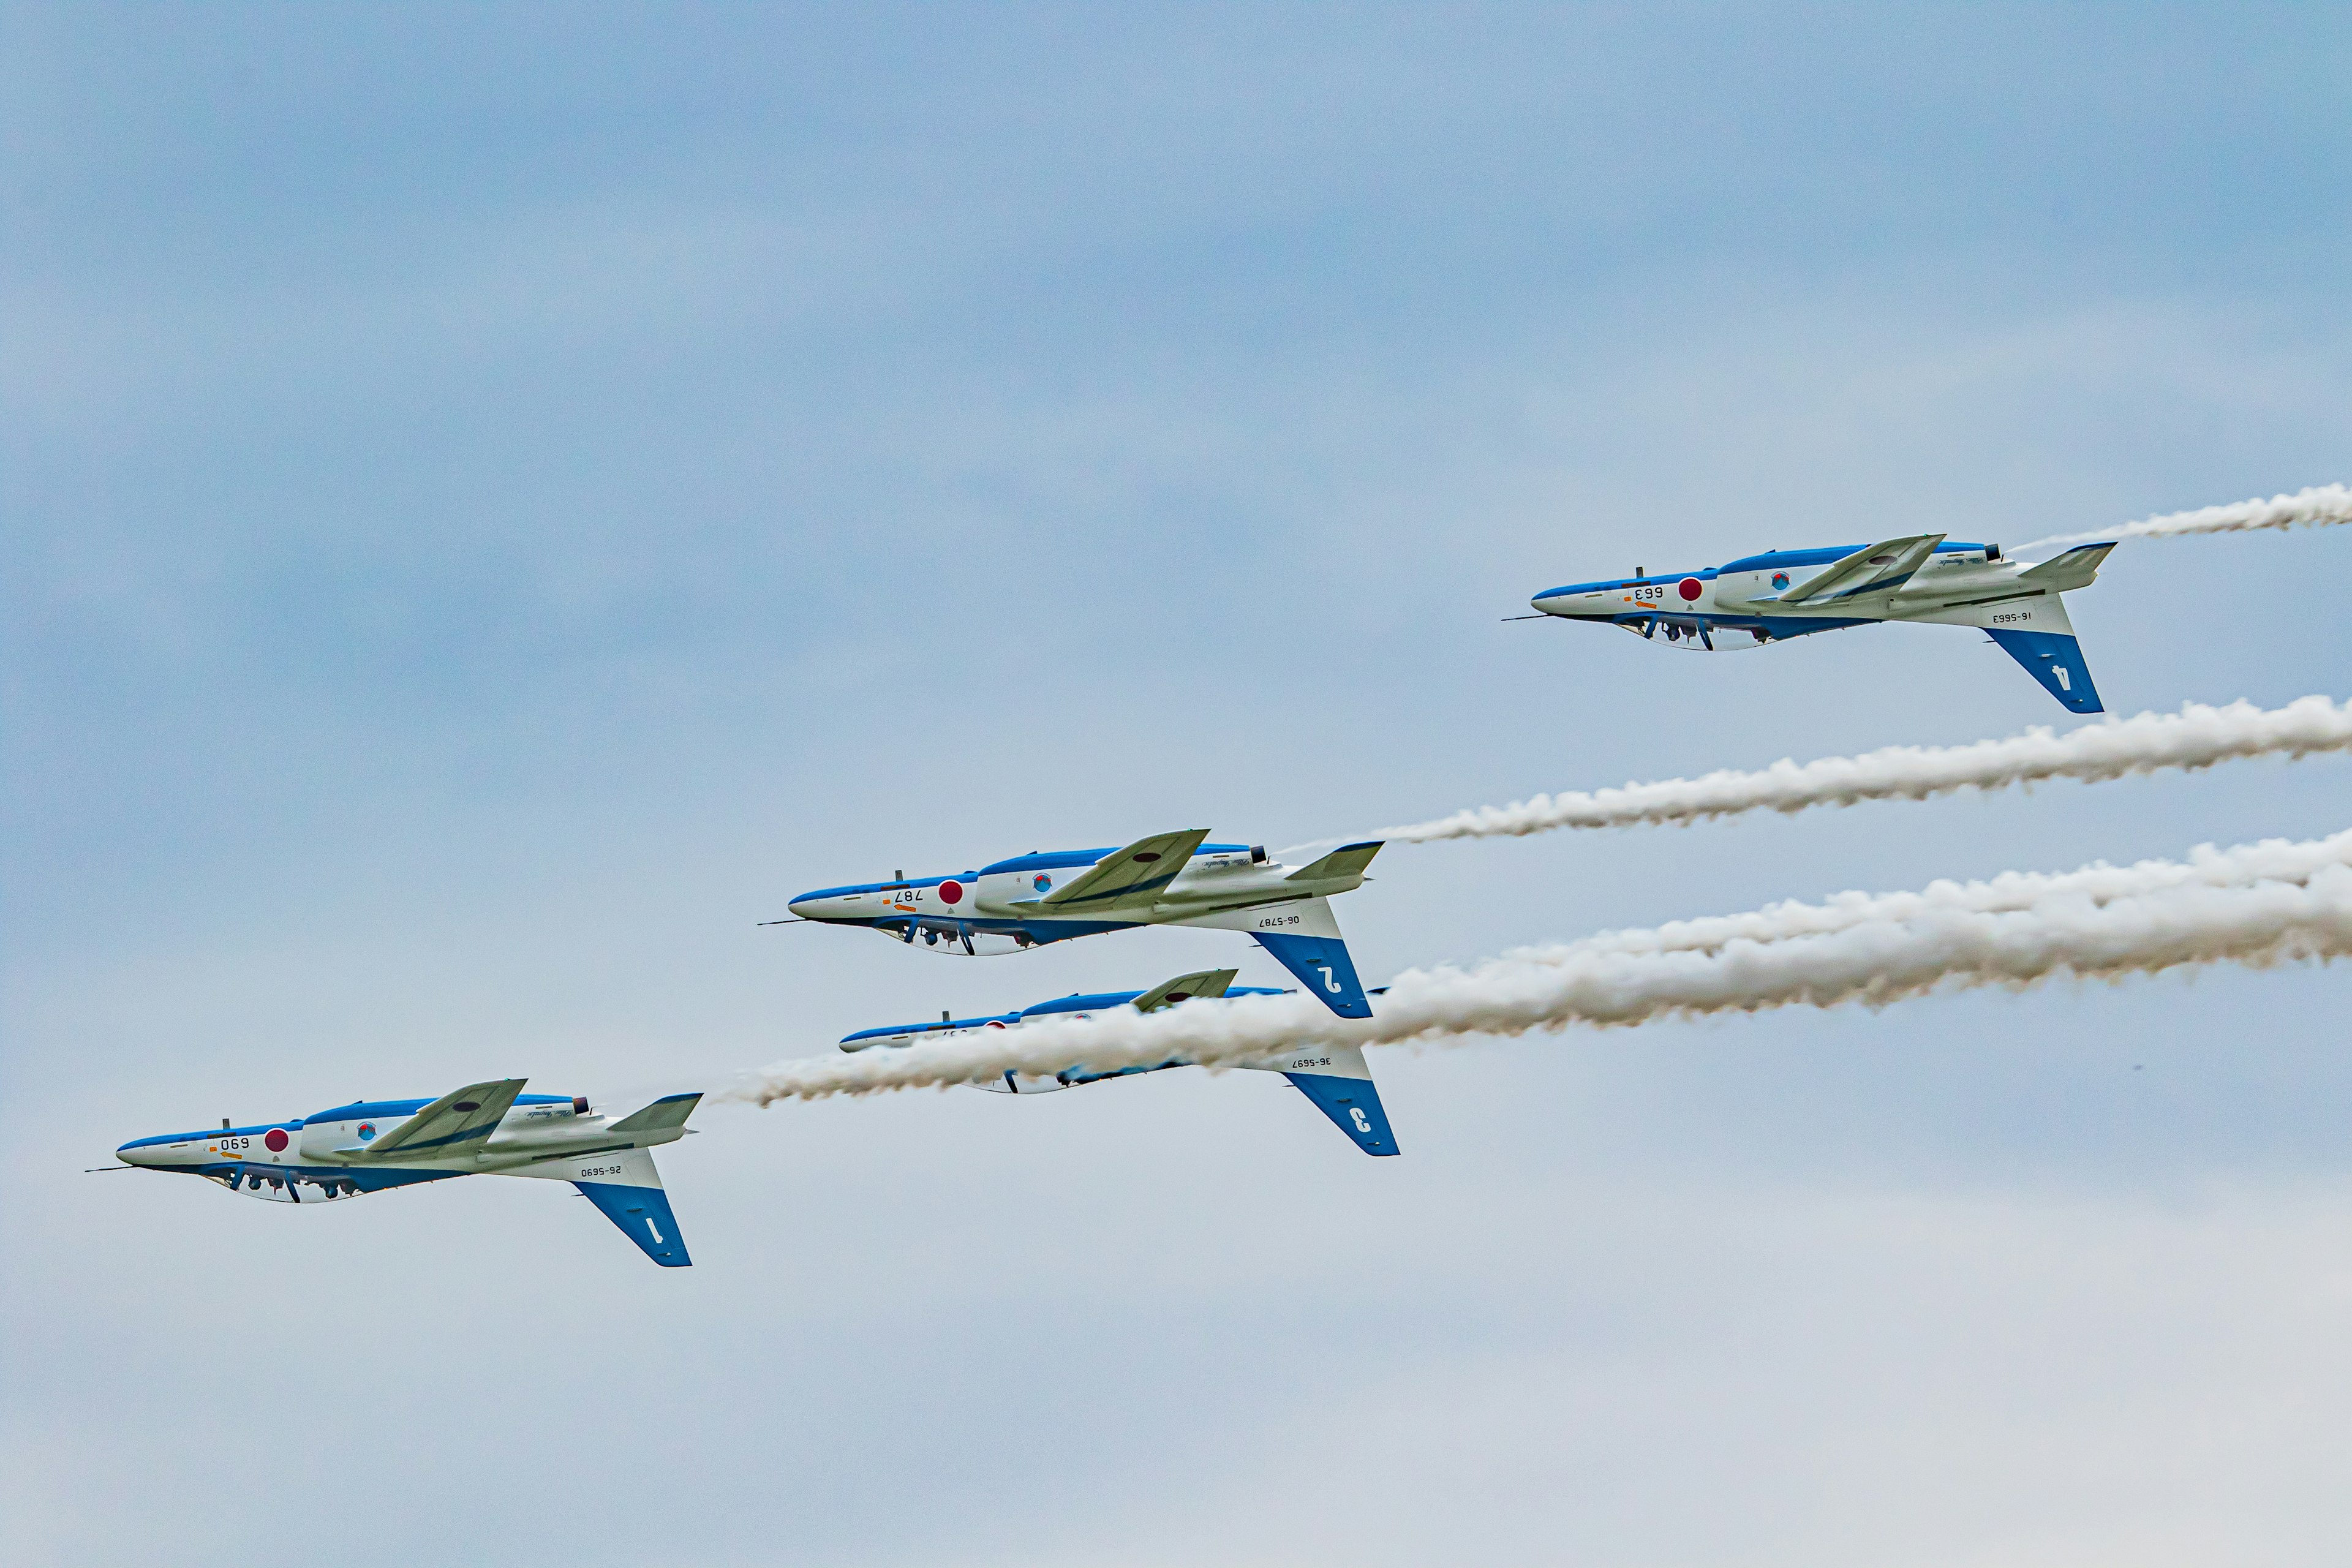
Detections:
[264, 1128, 289, 1152]
[937, 879, 963, 905]
[1678, 576, 1703, 601]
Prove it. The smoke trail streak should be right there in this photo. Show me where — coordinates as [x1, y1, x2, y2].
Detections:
[2022, 483, 2352, 550]
[1371, 696, 2352, 843]
[728, 834, 2352, 1104]
[1548, 826, 2352, 962]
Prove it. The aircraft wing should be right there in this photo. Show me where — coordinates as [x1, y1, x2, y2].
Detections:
[1779, 534, 1946, 604]
[360, 1079, 529, 1159]
[1129, 968, 1239, 1014]
[1036, 829, 1210, 911]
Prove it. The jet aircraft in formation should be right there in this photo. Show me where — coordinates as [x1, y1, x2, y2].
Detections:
[788, 830, 1385, 1018]
[840, 967, 1399, 1155]
[111, 1080, 703, 1265]
[1529, 533, 2119, 712]
[118, 524, 2164, 1254]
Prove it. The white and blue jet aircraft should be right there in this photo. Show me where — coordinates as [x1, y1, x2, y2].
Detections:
[786, 832, 1384, 1019]
[1529, 534, 2119, 712]
[111, 1080, 703, 1267]
[840, 967, 1398, 1155]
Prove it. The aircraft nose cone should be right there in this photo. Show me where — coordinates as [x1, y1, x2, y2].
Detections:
[115, 1142, 156, 1167]
[786, 892, 820, 918]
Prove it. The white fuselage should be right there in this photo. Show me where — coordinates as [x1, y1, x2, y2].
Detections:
[1532, 543, 2062, 642]
[788, 845, 1370, 954]
[116, 1098, 690, 1202]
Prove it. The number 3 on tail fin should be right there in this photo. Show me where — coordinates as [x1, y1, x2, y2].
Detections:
[1277, 1049, 1401, 1156]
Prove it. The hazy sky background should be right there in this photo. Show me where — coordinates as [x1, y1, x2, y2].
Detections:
[7, 6, 2351, 1564]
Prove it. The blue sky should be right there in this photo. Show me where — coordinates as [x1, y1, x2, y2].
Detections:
[6, 6, 2351, 1564]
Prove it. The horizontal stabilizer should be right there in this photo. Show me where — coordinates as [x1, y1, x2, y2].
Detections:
[2018, 541, 2117, 591]
[1781, 534, 1945, 604]
[1129, 969, 1238, 1014]
[608, 1092, 703, 1136]
[364, 1079, 527, 1159]
[1280, 1044, 1398, 1156]
[1039, 829, 1211, 910]
[1286, 841, 1384, 884]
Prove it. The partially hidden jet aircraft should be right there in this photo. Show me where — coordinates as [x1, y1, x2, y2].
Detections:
[786, 832, 1384, 1018]
[1529, 534, 2119, 712]
[110, 1080, 703, 1266]
[840, 967, 1399, 1155]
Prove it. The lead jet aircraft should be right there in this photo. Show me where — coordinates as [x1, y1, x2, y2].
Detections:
[786, 832, 1384, 1018]
[840, 967, 1399, 1155]
[110, 1080, 703, 1266]
[1529, 535, 2118, 712]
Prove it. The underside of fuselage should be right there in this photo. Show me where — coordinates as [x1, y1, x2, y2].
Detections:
[152, 1161, 451, 1202]
[838, 913, 1142, 953]
[1548, 608, 1871, 650]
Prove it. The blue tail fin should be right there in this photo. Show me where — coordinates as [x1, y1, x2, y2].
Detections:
[1254, 929, 1373, 1017]
[1281, 1046, 1398, 1155]
[575, 1159, 692, 1267]
[1987, 628, 2104, 714]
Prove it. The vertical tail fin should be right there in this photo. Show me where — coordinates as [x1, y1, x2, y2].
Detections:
[1274, 1044, 1398, 1156]
[1986, 626, 2103, 713]
[1926, 573, 2108, 714]
[1984, 590, 2102, 713]
[1247, 896, 1374, 1018]
[573, 1148, 691, 1267]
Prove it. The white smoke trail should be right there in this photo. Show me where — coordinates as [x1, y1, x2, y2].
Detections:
[1374, 696, 2352, 843]
[2022, 483, 2352, 550]
[727, 833, 2352, 1104]
[1551, 825, 2352, 962]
